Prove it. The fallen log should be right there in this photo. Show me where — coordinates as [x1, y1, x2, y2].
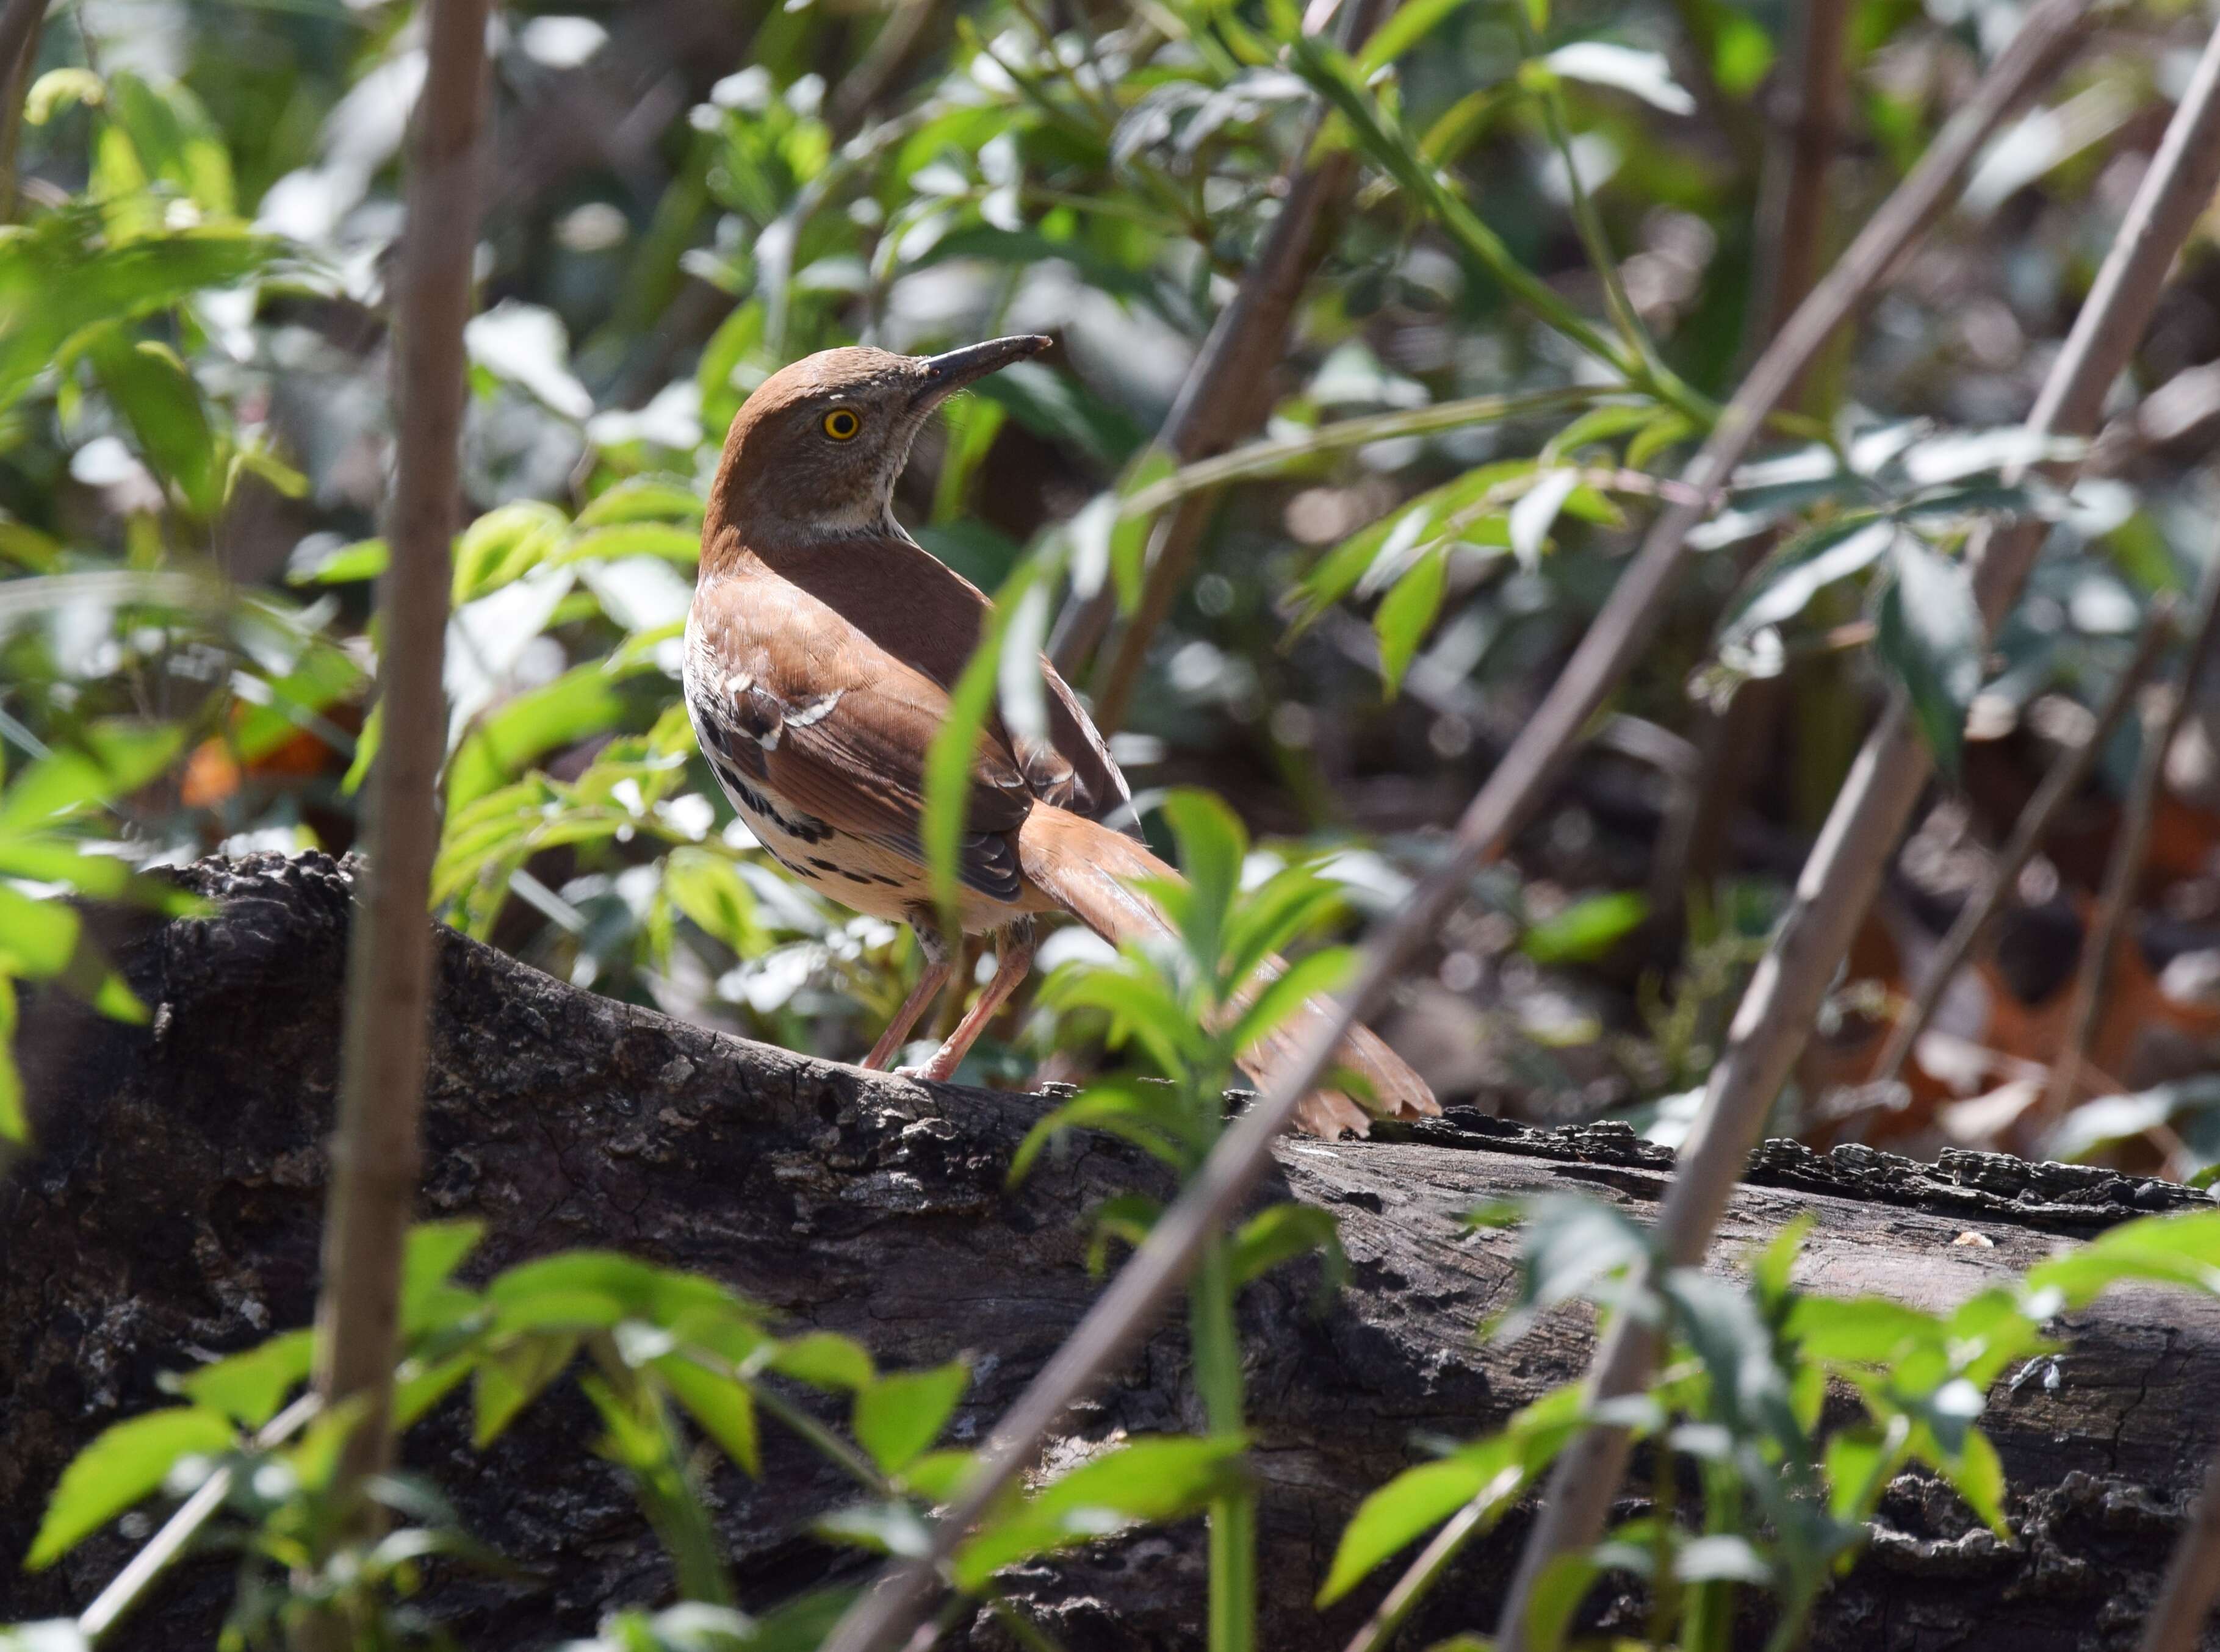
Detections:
[4, 852, 2217, 1650]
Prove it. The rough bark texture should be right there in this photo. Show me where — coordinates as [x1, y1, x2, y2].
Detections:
[4, 852, 2218, 1650]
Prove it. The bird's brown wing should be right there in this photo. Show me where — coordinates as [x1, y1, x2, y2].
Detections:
[762, 534, 1136, 833]
[687, 566, 1036, 903]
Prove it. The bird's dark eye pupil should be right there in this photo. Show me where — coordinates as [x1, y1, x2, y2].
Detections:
[824, 410, 859, 439]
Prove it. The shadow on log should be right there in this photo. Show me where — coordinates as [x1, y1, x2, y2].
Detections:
[4, 853, 2218, 1650]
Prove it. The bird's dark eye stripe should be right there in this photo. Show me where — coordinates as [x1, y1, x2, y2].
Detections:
[822, 408, 861, 440]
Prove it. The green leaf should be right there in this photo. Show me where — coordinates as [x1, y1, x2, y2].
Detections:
[1228, 1203, 1342, 1289]
[1520, 891, 1648, 964]
[1523, 1550, 1601, 1651]
[0, 207, 281, 414]
[1294, 460, 1532, 628]
[1227, 946, 1357, 1055]
[1674, 1533, 1772, 1582]
[1010, 1078, 1203, 1180]
[1106, 448, 1177, 611]
[446, 662, 636, 811]
[474, 1332, 580, 1446]
[486, 1251, 762, 1338]
[1925, 1423, 2008, 1536]
[2024, 1208, 2220, 1306]
[452, 501, 572, 603]
[1723, 516, 1893, 643]
[1783, 1295, 1942, 1365]
[1355, 0, 1475, 70]
[1543, 41, 1697, 115]
[656, 1354, 762, 1476]
[923, 550, 1059, 922]
[1317, 1455, 1499, 1605]
[1507, 468, 1581, 571]
[852, 1360, 969, 1474]
[550, 523, 704, 569]
[173, 1329, 314, 1428]
[1316, 1385, 1589, 1608]
[816, 1499, 934, 1557]
[576, 476, 705, 528]
[1374, 545, 1447, 697]
[0, 720, 187, 832]
[90, 333, 221, 516]
[1219, 866, 1346, 996]
[1825, 1420, 1906, 1522]
[27, 1406, 236, 1568]
[0, 979, 21, 1143]
[663, 848, 765, 953]
[287, 537, 389, 586]
[104, 71, 234, 215]
[769, 1331, 876, 1392]
[1486, 1196, 1654, 1340]
[1160, 788, 1247, 989]
[954, 1435, 1249, 1589]
[0, 884, 84, 978]
[1876, 531, 1984, 777]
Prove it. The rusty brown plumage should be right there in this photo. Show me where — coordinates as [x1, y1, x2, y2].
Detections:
[685, 337, 1436, 1136]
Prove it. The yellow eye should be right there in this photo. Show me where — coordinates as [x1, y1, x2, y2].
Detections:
[821, 408, 861, 440]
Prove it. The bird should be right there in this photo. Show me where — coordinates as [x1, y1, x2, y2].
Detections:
[682, 335, 1438, 1137]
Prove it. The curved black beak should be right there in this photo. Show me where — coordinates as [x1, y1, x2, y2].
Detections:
[911, 334, 1052, 408]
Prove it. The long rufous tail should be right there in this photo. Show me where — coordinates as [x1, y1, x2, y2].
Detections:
[1016, 805, 1440, 1138]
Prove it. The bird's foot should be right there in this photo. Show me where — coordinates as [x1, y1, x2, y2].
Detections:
[894, 1051, 962, 1084]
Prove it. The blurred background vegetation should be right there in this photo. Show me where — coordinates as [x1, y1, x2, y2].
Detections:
[9, 0, 2220, 1176]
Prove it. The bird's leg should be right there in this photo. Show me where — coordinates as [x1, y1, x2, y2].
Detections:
[863, 921, 955, 1071]
[899, 918, 1037, 1083]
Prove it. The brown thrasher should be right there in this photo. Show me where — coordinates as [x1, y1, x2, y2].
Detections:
[682, 336, 1438, 1137]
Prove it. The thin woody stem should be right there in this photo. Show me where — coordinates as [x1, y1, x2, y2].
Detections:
[305, 0, 490, 1594]
[1054, 0, 1392, 711]
[2038, 552, 2220, 1129]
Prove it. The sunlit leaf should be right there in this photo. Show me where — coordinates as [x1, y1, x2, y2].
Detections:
[172, 1330, 314, 1429]
[90, 332, 222, 517]
[0, 206, 281, 414]
[954, 1435, 1249, 1588]
[1543, 42, 1696, 115]
[769, 1332, 876, 1392]
[656, 1354, 762, 1477]
[852, 1360, 969, 1475]
[27, 1406, 236, 1568]
[0, 720, 187, 832]
[1875, 531, 1983, 777]
[1373, 545, 1447, 696]
[474, 1332, 581, 1446]
[1521, 890, 1647, 964]
[1227, 1202, 1342, 1289]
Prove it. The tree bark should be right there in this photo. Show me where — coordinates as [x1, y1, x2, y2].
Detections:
[5, 852, 2217, 1650]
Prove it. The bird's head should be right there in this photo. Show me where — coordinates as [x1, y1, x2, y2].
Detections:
[704, 335, 1051, 557]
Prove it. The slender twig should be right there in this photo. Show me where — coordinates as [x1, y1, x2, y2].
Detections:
[813, 9, 2085, 1652]
[0, 0, 44, 103]
[1119, 386, 1617, 517]
[1870, 598, 2177, 1088]
[2039, 553, 2220, 1126]
[1494, 15, 2219, 1645]
[1051, 0, 1391, 709]
[308, 0, 490, 1542]
[1648, 0, 1854, 919]
[2139, 1448, 2220, 1652]
[77, 1393, 321, 1643]
[0, 0, 47, 221]
[1748, 0, 1854, 392]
